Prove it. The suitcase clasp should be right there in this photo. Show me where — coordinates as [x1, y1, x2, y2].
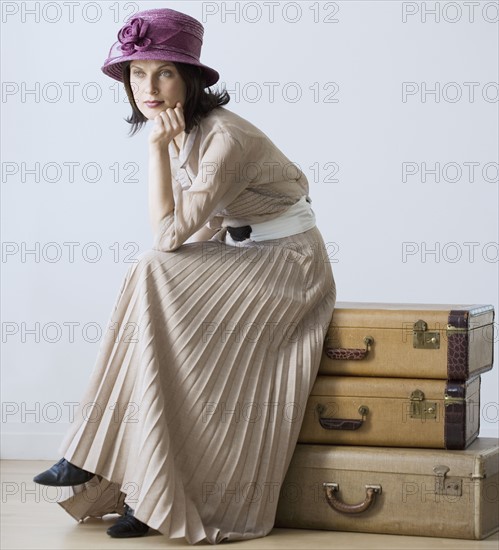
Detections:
[413, 319, 440, 349]
[433, 465, 463, 496]
[409, 389, 437, 419]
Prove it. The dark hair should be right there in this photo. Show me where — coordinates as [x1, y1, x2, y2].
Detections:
[122, 61, 230, 136]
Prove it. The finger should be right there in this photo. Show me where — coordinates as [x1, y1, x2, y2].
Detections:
[160, 110, 175, 123]
[164, 109, 183, 129]
[174, 105, 185, 125]
[169, 108, 185, 131]
[158, 112, 174, 132]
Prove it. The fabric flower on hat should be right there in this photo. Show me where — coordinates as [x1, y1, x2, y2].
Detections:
[118, 17, 152, 54]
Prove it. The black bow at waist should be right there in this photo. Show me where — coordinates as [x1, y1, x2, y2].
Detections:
[226, 225, 252, 241]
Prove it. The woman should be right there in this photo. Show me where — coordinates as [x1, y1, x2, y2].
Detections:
[33, 7, 336, 545]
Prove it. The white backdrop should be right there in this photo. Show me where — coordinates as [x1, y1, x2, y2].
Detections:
[2, 0, 498, 458]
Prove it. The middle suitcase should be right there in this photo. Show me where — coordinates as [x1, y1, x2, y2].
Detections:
[298, 375, 480, 449]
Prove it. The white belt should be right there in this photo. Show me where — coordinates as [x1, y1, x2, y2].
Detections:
[224, 195, 316, 244]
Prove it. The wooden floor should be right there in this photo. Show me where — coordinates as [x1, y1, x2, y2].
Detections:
[2, 461, 498, 549]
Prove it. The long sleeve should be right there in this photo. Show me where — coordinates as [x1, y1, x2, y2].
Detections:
[152, 131, 248, 252]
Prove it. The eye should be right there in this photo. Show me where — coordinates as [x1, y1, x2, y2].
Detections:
[160, 70, 172, 77]
[131, 70, 144, 77]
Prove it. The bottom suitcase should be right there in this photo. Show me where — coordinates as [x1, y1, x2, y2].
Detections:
[274, 438, 499, 540]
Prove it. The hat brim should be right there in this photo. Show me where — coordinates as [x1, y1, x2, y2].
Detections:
[101, 51, 220, 88]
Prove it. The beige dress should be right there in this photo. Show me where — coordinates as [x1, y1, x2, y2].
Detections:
[56, 106, 336, 544]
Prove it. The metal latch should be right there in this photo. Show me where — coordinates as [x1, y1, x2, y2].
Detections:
[409, 389, 437, 419]
[413, 320, 440, 349]
[433, 465, 462, 496]
[444, 394, 466, 406]
[446, 324, 469, 333]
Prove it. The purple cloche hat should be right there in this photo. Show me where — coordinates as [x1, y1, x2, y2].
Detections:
[101, 8, 219, 87]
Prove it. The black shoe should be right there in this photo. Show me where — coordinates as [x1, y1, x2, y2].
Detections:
[33, 458, 95, 486]
[106, 504, 150, 538]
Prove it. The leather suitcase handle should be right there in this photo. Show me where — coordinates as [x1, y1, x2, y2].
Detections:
[323, 483, 382, 514]
[325, 336, 374, 361]
[316, 404, 369, 430]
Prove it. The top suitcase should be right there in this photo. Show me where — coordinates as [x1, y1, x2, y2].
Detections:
[319, 302, 495, 380]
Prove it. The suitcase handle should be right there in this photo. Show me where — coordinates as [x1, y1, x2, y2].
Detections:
[316, 404, 369, 430]
[325, 336, 374, 361]
[323, 482, 382, 514]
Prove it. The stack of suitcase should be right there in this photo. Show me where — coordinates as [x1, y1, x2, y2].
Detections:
[275, 303, 499, 540]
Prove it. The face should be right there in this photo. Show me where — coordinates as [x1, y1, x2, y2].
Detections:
[129, 59, 187, 120]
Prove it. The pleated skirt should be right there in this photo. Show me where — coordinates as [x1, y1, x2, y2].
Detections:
[55, 225, 336, 545]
